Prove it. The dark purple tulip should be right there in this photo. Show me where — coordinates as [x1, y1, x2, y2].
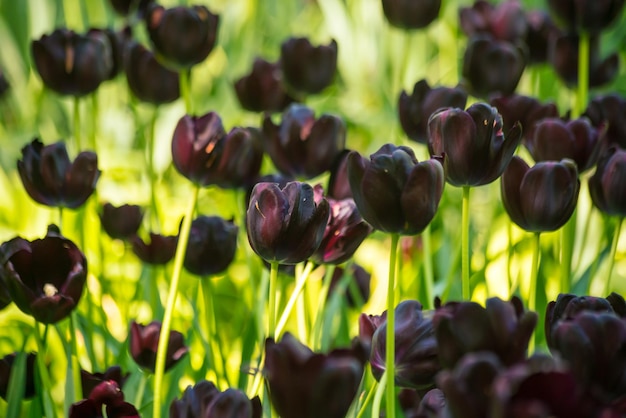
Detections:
[99, 203, 143, 241]
[32, 28, 113, 97]
[525, 117, 604, 172]
[370, 300, 440, 388]
[328, 263, 371, 308]
[0, 353, 36, 400]
[280, 37, 338, 94]
[312, 185, 372, 265]
[381, 0, 442, 29]
[245, 173, 295, 211]
[433, 297, 537, 369]
[501, 156, 579, 232]
[589, 147, 626, 217]
[525, 10, 561, 64]
[584, 94, 626, 148]
[428, 103, 522, 187]
[69, 381, 139, 418]
[262, 104, 346, 179]
[170, 380, 262, 418]
[461, 35, 526, 99]
[246, 181, 330, 264]
[327, 150, 353, 200]
[399, 80, 468, 145]
[547, 0, 625, 33]
[348, 144, 445, 235]
[234, 58, 296, 113]
[359, 311, 387, 346]
[129, 320, 188, 373]
[184, 216, 238, 276]
[124, 41, 180, 105]
[17, 139, 100, 209]
[437, 352, 503, 418]
[81, 366, 129, 399]
[87, 27, 131, 80]
[490, 94, 559, 142]
[109, 0, 154, 17]
[550, 33, 619, 88]
[131, 232, 178, 265]
[0, 226, 87, 324]
[459, 0, 528, 42]
[0, 69, 9, 98]
[400, 388, 447, 418]
[264, 333, 366, 418]
[145, 4, 219, 69]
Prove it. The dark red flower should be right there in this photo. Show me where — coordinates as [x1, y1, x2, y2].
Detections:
[280, 37, 338, 94]
[589, 147, 626, 217]
[108, 0, 154, 17]
[234, 58, 296, 113]
[99, 203, 143, 241]
[584, 94, 626, 148]
[328, 263, 371, 308]
[124, 41, 180, 105]
[131, 233, 178, 265]
[129, 321, 188, 373]
[81, 366, 129, 400]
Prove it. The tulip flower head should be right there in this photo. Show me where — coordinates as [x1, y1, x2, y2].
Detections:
[489, 94, 559, 143]
[170, 380, 262, 418]
[589, 147, 626, 217]
[129, 321, 188, 373]
[99, 203, 144, 241]
[109, 0, 154, 17]
[183, 216, 238, 276]
[584, 94, 626, 148]
[459, 0, 528, 43]
[234, 58, 296, 113]
[124, 41, 180, 105]
[547, 0, 626, 34]
[69, 380, 139, 418]
[131, 233, 178, 265]
[381, 0, 442, 29]
[280, 37, 338, 94]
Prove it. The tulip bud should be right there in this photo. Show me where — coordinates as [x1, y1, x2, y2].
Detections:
[348, 144, 445, 235]
[145, 4, 219, 69]
[128, 321, 188, 373]
[381, 0, 442, 29]
[399, 80, 468, 145]
[280, 37, 338, 94]
[170, 380, 262, 418]
[124, 41, 180, 105]
[234, 58, 296, 113]
[262, 104, 346, 179]
[589, 147, 626, 217]
[131, 233, 178, 265]
[246, 181, 330, 264]
[99, 203, 144, 241]
[184, 216, 238, 276]
[501, 156, 579, 232]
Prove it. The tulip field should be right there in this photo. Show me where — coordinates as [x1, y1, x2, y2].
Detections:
[2, 0, 626, 417]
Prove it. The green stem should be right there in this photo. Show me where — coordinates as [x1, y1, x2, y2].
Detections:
[148, 106, 161, 231]
[386, 234, 400, 418]
[203, 278, 231, 387]
[560, 209, 576, 294]
[180, 69, 193, 115]
[89, 93, 98, 152]
[152, 185, 199, 418]
[311, 264, 336, 347]
[422, 225, 434, 309]
[355, 378, 378, 418]
[529, 232, 541, 352]
[606, 217, 623, 294]
[275, 261, 315, 338]
[198, 279, 219, 381]
[268, 261, 279, 338]
[73, 97, 81, 151]
[133, 372, 147, 409]
[573, 31, 590, 118]
[462, 186, 471, 300]
[68, 313, 82, 402]
[33, 322, 56, 418]
[372, 370, 387, 418]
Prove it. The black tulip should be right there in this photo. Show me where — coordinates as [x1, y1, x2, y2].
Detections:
[99, 203, 144, 241]
[81, 366, 129, 399]
[69, 380, 139, 418]
[246, 181, 330, 265]
[280, 37, 338, 94]
[129, 320, 188, 373]
[17, 139, 100, 209]
[87, 27, 131, 80]
[459, 0, 528, 43]
[381, 0, 442, 29]
[327, 150, 353, 200]
[0, 352, 36, 400]
[584, 94, 626, 148]
[109, 0, 154, 17]
[145, 4, 219, 69]
[234, 58, 296, 113]
[348, 144, 445, 235]
[124, 41, 180, 105]
[589, 147, 626, 217]
[170, 380, 262, 418]
[501, 156, 580, 232]
[489, 94, 559, 143]
[32, 28, 113, 97]
[131, 233, 178, 265]
[184, 216, 238, 276]
[547, 0, 625, 34]
[525, 10, 562, 64]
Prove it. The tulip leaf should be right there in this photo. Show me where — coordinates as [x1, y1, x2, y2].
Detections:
[5, 350, 26, 418]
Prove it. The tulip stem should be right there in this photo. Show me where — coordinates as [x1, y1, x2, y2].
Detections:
[180, 69, 193, 115]
[275, 261, 314, 339]
[372, 370, 387, 418]
[560, 209, 576, 294]
[529, 232, 541, 352]
[153, 184, 199, 418]
[573, 31, 590, 118]
[73, 96, 81, 151]
[268, 261, 279, 338]
[422, 224, 434, 309]
[33, 321, 56, 418]
[68, 313, 82, 402]
[606, 217, 623, 294]
[148, 106, 161, 231]
[386, 233, 400, 418]
[462, 186, 471, 300]
[311, 264, 336, 348]
[133, 371, 147, 409]
[355, 378, 378, 418]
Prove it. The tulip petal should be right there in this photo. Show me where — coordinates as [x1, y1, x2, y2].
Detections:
[501, 156, 530, 230]
[401, 159, 445, 234]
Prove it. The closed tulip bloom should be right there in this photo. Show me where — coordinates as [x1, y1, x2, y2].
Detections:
[525, 10, 561, 64]
[207, 127, 264, 189]
[428, 103, 522, 187]
[184, 216, 238, 276]
[381, 0, 441, 29]
[462, 35, 526, 99]
[547, 0, 625, 33]
[348, 144, 445, 235]
[99, 203, 143, 240]
[32, 28, 113, 97]
[264, 333, 366, 418]
[131, 233, 178, 265]
[490, 94, 559, 142]
[124, 41, 180, 105]
[0, 226, 87, 324]
[459, 0, 528, 43]
[234, 58, 296, 113]
[262, 104, 346, 179]
[370, 300, 440, 388]
[18, 139, 100, 209]
[129, 321, 188, 373]
[246, 181, 330, 264]
[87, 27, 131, 80]
[0, 353, 36, 400]
[501, 156, 579, 232]
[145, 4, 219, 69]
[170, 380, 262, 418]
[589, 147, 626, 217]
[81, 366, 129, 399]
[280, 37, 338, 94]
[312, 185, 373, 265]
[584, 94, 626, 148]
[399, 80, 468, 145]
[526, 117, 603, 172]
[69, 380, 139, 418]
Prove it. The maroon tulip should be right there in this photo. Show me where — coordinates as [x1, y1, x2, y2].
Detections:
[129, 321, 188, 373]
[87, 27, 131, 80]
[99, 203, 144, 241]
[501, 156, 580, 232]
[184, 216, 238, 276]
[170, 380, 262, 418]
[584, 94, 626, 148]
[489, 94, 559, 142]
[0, 352, 36, 400]
[459, 0, 528, 43]
[32, 28, 113, 97]
[69, 380, 139, 418]
[589, 147, 626, 217]
[124, 41, 180, 105]
[280, 37, 338, 94]
[234, 58, 296, 113]
[399, 79, 468, 145]
[0, 226, 87, 324]
[17, 139, 100, 209]
[131, 233, 178, 265]
[381, 0, 442, 29]
[81, 366, 129, 400]
[262, 104, 346, 179]
[145, 4, 219, 69]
